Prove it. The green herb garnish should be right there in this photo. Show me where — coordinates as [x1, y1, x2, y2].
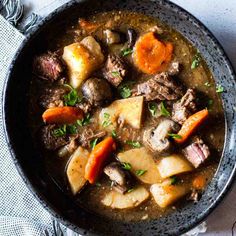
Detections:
[168, 133, 182, 139]
[122, 162, 132, 170]
[53, 125, 67, 137]
[67, 124, 78, 134]
[216, 84, 224, 93]
[121, 48, 133, 57]
[77, 113, 91, 126]
[102, 113, 112, 127]
[126, 140, 141, 148]
[111, 130, 117, 138]
[204, 82, 211, 87]
[191, 53, 201, 69]
[160, 102, 170, 117]
[136, 169, 147, 176]
[170, 176, 179, 185]
[90, 138, 98, 150]
[207, 99, 214, 110]
[111, 71, 121, 77]
[64, 85, 82, 106]
[95, 182, 101, 187]
[127, 188, 134, 193]
[148, 102, 158, 117]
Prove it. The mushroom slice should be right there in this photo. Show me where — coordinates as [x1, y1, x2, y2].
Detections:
[102, 186, 149, 209]
[66, 146, 89, 195]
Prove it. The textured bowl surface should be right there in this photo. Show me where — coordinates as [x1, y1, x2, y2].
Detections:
[3, 0, 236, 235]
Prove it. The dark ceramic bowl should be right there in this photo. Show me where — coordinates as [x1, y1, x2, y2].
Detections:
[3, 0, 236, 235]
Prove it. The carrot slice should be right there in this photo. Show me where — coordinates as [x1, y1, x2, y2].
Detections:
[175, 109, 209, 144]
[192, 175, 206, 190]
[133, 32, 173, 74]
[42, 106, 84, 124]
[85, 137, 116, 184]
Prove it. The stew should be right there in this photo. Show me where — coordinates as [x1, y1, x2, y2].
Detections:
[29, 11, 225, 222]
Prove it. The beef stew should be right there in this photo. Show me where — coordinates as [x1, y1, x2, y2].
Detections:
[29, 11, 225, 222]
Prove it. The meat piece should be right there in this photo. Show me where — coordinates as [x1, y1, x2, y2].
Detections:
[188, 189, 201, 202]
[104, 162, 133, 194]
[103, 54, 128, 87]
[40, 125, 69, 150]
[57, 137, 79, 158]
[167, 61, 180, 76]
[143, 118, 180, 154]
[104, 29, 121, 45]
[33, 53, 64, 81]
[82, 77, 112, 106]
[79, 128, 107, 148]
[127, 28, 137, 48]
[76, 100, 92, 114]
[172, 89, 197, 125]
[183, 139, 210, 168]
[134, 72, 183, 101]
[39, 86, 68, 109]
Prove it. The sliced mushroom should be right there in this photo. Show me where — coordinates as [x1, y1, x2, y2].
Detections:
[104, 29, 121, 45]
[127, 28, 137, 48]
[104, 162, 133, 194]
[143, 118, 180, 154]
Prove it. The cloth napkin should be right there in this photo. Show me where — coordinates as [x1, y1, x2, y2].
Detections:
[0, 0, 235, 236]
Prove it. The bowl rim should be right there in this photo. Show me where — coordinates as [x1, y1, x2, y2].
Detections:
[2, 0, 236, 235]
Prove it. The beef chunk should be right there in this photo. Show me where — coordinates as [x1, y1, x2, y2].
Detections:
[134, 72, 183, 101]
[183, 139, 210, 168]
[143, 118, 180, 154]
[40, 125, 69, 150]
[172, 89, 197, 125]
[39, 86, 68, 109]
[167, 61, 180, 76]
[104, 162, 133, 194]
[82, 77, 113, 106]
[33, 53, 64, 81]
[103, 54, 128, 87]
[79, 128, 107, 148]
[76, 100, 92, 114]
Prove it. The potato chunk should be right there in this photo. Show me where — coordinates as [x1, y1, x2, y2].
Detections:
[157, 154, 193, 178]
[117, 147, 162, 184]
[102, 186, 149, 209]
[99, 96, 144, 130]
[66, 146, 89, 194]
[62, 36, 104, 88]
[150, 179, 189, 208]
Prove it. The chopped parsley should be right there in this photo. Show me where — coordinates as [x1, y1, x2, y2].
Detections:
[160, 101, 170, 117]
[111, 71, 121, 77]
[136, 169, 147, 176]
[53, 124, 78, 137]
[126, 140, 141, 148]
[77, 113, 91, 126]
[53, 125, 67, 137]
[148, 102, 158, 117]
[102, 113, 112, 127]
[127, 188, 134, 193]
[191, 53, 201, 69]
[204, 82, 211, 87]
[122, 162, 132, 170]
[111, 130, 117, 138]
[216, 84, 224, 93]
[64, 85, 82, 106]
[207, 99, 214, 109]
[121, 48, 133, 57]
[118, 84, 131, 98]
[168, 133, 182, 139]
[95, 182, 101, 187]
[90, 138, 98, 150]
[170, 176, 179, 185]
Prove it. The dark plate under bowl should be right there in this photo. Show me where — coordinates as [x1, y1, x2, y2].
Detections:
[2, 0, 236, 235]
